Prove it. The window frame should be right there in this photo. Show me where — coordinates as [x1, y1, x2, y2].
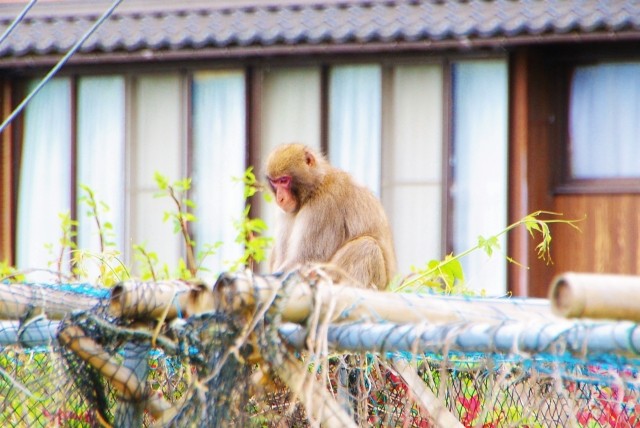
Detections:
[554, 57, 640, 195]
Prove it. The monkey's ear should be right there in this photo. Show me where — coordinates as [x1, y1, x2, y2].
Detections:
[304, 149, 316, 167]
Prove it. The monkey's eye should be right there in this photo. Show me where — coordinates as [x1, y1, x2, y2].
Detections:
[273, 176, 291, 186]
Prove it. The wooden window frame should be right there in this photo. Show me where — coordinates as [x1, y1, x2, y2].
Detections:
[553, 58, 640, 195]
[0, 79, 18, 264]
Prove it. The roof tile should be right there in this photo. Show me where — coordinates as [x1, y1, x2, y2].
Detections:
[0, 0, 638, 60]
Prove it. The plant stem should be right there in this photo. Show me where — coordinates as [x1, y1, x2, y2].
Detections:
[395, 211, 582, 293]
[86, 189, 105, 254]
[167, 186, 197, 276]
[56, 245, 65, 284]
[138, 247, 157, 282]
[397, 222, 519, 292]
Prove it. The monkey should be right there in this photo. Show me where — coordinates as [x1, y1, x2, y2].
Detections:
[265, 143, 396, 289]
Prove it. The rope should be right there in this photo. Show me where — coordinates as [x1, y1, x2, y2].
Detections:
[0, 0, 124, 135]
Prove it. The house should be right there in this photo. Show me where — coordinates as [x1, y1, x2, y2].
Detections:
[0, 0, 639, 296]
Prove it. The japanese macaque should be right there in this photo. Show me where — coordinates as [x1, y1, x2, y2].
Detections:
[265, 143, 396, 289]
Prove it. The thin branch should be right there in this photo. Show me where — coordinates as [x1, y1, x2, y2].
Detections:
[167, 186, 197, 276]
[396, 211, 584, 292]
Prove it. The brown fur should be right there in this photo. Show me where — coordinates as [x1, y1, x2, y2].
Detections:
[265, 143, 397, 289]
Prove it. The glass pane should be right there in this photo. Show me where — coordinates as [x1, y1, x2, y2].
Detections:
[452, 59, 508, 296]
[329, 65, 382, 195]
[261, 67, 321, 154]
[570, 62, 640, 178]
[16, 78, 72, 276]
[382, 64, 444, 274]
[130, 74, 184, 271]
[192, 70, 246, 279]
[77, 76, 126, 262]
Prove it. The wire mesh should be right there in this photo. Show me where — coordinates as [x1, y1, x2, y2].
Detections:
[0, 276, 638, 427]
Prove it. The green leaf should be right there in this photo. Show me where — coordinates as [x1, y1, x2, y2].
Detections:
[244, 166, 256, 183]
[245, 187, 257, 198]
[427, 259, 440, 270]
[523, 215, 542, 236]
[154, 171, 169, 190]
[477, 235, 499, 257]
[443, 256, 464, 282]
[175, 177, 191, 191]
[246, 218, 268, 233]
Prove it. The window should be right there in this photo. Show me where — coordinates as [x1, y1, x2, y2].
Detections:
[329, 65, 382, 195]
[381, 64, 444, 277]
[17, 78, 72, 274]
[18, 76, 127, 279]
[15, 72, 247, 281]
[569, 62, 640, 180]
[191, 70, 247, 278]
[129, 73, 185, 270]
[261, 67, 322, 153]
[451, 60, 509, 295]
[76, 76, 126, 255]
[12, 58, 510, 293]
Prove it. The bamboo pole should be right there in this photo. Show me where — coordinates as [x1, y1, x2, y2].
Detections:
[550, 272, 640, 321]
[109, 279, 215, 321]
[0, 283, 99, 319]
[213, 271, 556, 326]
[58, 324, 172, 418]
[391, 359, 463, 428]
[58, 324, 145, 401]
[273, 353, 358, 428]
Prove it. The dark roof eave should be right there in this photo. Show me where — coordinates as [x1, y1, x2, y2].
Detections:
[1, 30, 639, 70]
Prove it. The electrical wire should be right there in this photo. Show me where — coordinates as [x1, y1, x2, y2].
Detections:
[0, 0, 124, 135]
[0, 0, 37, 46]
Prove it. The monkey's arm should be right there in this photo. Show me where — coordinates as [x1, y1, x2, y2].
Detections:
[269, 212, 295, 273]
[274, 198, 344, 273]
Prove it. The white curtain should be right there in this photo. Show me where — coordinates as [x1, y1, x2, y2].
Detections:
[192, 71, 246, 278]
[452, 60, 508, 296]
[382, 64, 444, 275]
[16, 78, 72, 275]
[261, 67, 322, 153]
[77, 76, 126, 256]
[129, 74, 184, 273]
[329, 65, 382, 195]
[570, 62, 640, 178]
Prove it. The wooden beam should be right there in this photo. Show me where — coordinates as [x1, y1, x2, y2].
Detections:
[0, 78, 13, 265]
[508, 49, 530, 297]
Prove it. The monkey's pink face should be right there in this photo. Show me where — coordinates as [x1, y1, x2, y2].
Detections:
[269, 176, 297, 213]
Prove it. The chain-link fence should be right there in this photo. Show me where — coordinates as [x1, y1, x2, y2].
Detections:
[0, 271, 639, 427]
